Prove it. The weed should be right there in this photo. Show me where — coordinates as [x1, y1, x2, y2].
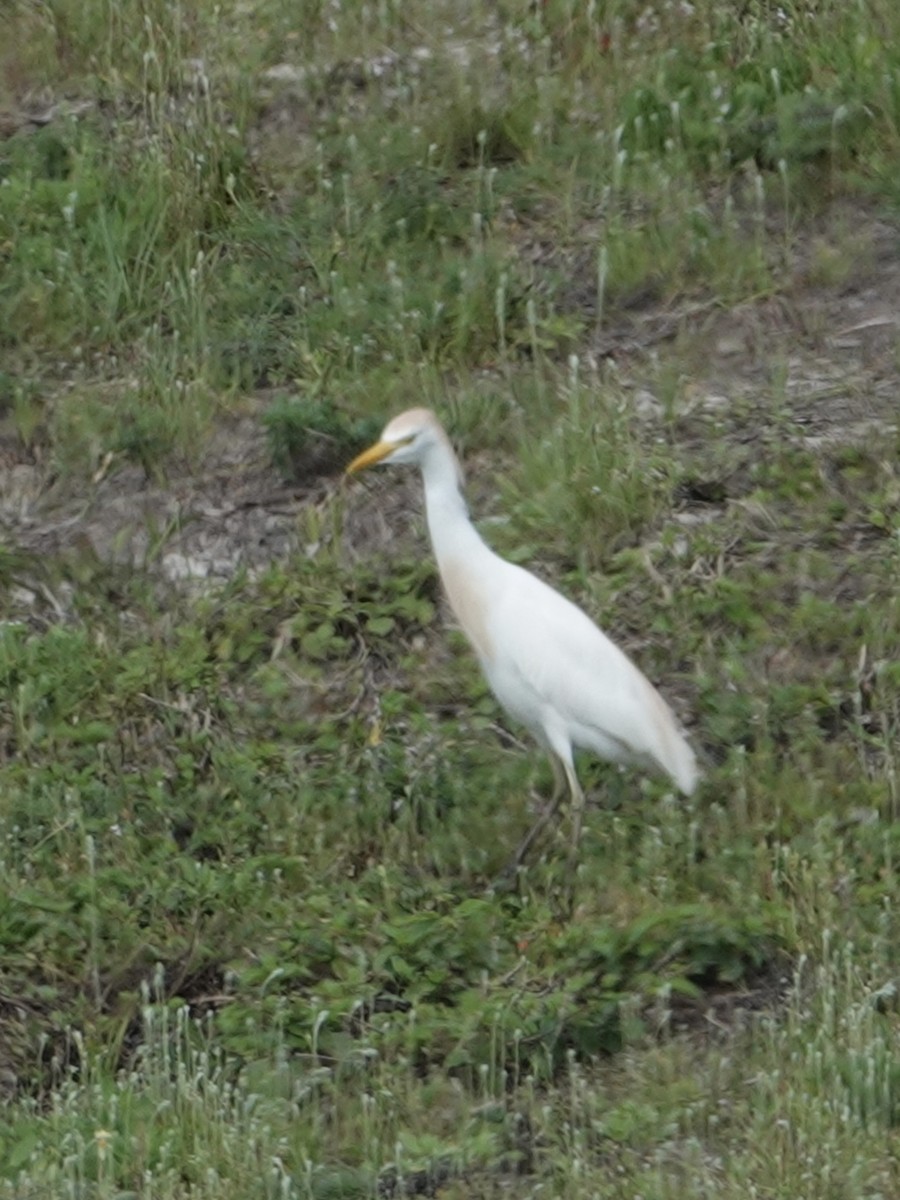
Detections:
[264, 396, 380, 481]
[2, 0, 900, 1193]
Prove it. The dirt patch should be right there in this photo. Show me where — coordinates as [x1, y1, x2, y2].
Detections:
[635, 207, 899, 442]
[2, 206, 899, 624]
[692, 217, 900, 435]
[1, 408, 313, 616]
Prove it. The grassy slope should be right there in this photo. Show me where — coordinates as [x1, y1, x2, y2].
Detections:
[1, 0, 900, 1195]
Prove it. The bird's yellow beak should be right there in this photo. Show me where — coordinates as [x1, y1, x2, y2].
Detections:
[346, 440, 394, 474]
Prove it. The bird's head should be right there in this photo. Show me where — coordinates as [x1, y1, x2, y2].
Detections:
[346, 408, 450, 474]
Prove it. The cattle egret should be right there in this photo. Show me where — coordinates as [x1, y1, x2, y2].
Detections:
[347, 408, 698, 863]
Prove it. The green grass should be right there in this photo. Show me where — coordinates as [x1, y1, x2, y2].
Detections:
[2, 0, 900, 1194]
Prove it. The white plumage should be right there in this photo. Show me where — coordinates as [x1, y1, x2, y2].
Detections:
[347, 408, 698, 861]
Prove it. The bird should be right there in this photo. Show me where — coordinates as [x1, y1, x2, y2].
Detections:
[346, 408, 698, 864]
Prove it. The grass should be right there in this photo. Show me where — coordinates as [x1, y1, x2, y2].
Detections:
[2, 0, 900, 1194]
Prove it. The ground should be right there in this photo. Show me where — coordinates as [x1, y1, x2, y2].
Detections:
[5, 202, 897, 603]
[1, 3, 900, 1197]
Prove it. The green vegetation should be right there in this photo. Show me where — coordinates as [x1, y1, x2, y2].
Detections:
[1, 0, 900, 1194]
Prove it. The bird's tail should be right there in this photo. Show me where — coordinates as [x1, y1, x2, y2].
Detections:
[645, 682, 699, 795]
[667, 732, 699, 796]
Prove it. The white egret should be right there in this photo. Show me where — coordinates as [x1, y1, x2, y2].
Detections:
[347, 408, 698, 862]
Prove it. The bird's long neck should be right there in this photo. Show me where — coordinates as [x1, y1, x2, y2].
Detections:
[419, 438, 502, 666]
[419, 443, 490, 569]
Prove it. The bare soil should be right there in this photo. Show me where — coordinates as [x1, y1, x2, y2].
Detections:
[2, 206, 898, 623]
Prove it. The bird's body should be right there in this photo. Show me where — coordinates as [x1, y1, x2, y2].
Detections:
[347, 408, 698, 859]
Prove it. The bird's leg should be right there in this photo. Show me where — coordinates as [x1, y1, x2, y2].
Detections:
[549, 752, 567, 804]
[564, 762, 585, 853]
[507, 753, 567, 869]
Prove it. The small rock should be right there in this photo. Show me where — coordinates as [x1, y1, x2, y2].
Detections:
[633, 389, 663, 419]
[262, 63, 309, 84]
[161, 553, 210, 582]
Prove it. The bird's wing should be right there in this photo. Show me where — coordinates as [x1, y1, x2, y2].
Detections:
[485, 563, 693, 785]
